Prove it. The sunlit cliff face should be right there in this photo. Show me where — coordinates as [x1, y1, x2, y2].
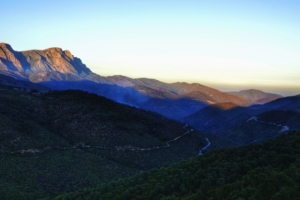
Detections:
[0, 43, 91, 77]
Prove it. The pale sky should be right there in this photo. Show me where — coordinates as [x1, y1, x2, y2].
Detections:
[1, 0, 300, 96]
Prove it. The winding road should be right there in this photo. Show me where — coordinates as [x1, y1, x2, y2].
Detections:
[4, 126, 213, 157]
[2, 130, 193, 155]
[247, 116, 290, 133]
[198, 138, 211, 156]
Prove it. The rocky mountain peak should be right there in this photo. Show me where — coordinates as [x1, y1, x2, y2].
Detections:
[0, 42, 10, 48]
[0, 42, 23, 70]
[0, 43, 91, 81]
[64, 50, 74, 60]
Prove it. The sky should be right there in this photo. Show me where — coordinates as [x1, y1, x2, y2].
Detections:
[1, 0, 300, 96]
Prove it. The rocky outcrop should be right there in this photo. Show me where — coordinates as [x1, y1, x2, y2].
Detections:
[0, 43, 23, 71]
[0, 43, 91, 82]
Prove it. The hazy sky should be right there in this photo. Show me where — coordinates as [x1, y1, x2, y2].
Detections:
[1, 0, 300, 95]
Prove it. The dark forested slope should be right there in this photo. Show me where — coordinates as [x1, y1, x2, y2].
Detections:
[0, 83, 219, 199]
[51, 131, 300, 200]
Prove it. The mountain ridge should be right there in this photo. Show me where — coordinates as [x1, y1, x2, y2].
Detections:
[228, 89, 283, 104]
[0, 42, 91, 77]
[181, 102, 261, 131]
[1, 43, 299, 199]
[0, 43, 285, 120]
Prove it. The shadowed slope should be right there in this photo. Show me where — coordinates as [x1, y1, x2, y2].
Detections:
[182, 102, 261, 131]
[0, 83, 222, 199]
[213, 110, 300, 146]
[251, 94, 300, 112]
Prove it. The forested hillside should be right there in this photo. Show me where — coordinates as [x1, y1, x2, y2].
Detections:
[0, 83, 221, 199]
[50, 131, 300, 200]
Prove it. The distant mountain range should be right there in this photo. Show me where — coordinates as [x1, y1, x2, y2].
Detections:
[2, 42, 299, 146]
[0, 43, 285, 120]
[228, 89, 283, 104]
[1, 43, 300, 199]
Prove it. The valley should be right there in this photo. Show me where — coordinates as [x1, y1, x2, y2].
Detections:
[0, 83, 222, 199]
[0, 43, 299, 199]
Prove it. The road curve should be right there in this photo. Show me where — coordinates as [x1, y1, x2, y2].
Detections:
[198, 138, 211, 156]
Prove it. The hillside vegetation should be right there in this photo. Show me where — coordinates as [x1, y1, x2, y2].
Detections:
[0, 84, 220, 199]
[50, 131, 300, 200]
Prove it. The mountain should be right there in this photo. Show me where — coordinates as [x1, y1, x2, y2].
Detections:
[0, 43, 243, 120]
[250, 94, 300, 112]
[1, 43, 87, 78]
[39, 73, 288, 121]
[108, 77, 252, 106]
[0, 43, 282, 121]
[228, 89, 283, 104]
[1, 43, 299, 199]
[0, 82, 227, 199]
[181, 102, 261, 131]
[51, 130, 300, 200]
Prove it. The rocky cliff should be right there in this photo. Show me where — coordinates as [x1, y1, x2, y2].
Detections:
[0, 43, 92, 82]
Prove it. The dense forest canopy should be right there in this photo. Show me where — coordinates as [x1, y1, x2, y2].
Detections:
[49, 131, 300, 200]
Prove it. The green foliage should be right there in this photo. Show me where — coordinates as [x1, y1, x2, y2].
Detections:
[52, 131, 300, 200]
[0, 85, 212, 199]
[0, 149, 135, 199]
